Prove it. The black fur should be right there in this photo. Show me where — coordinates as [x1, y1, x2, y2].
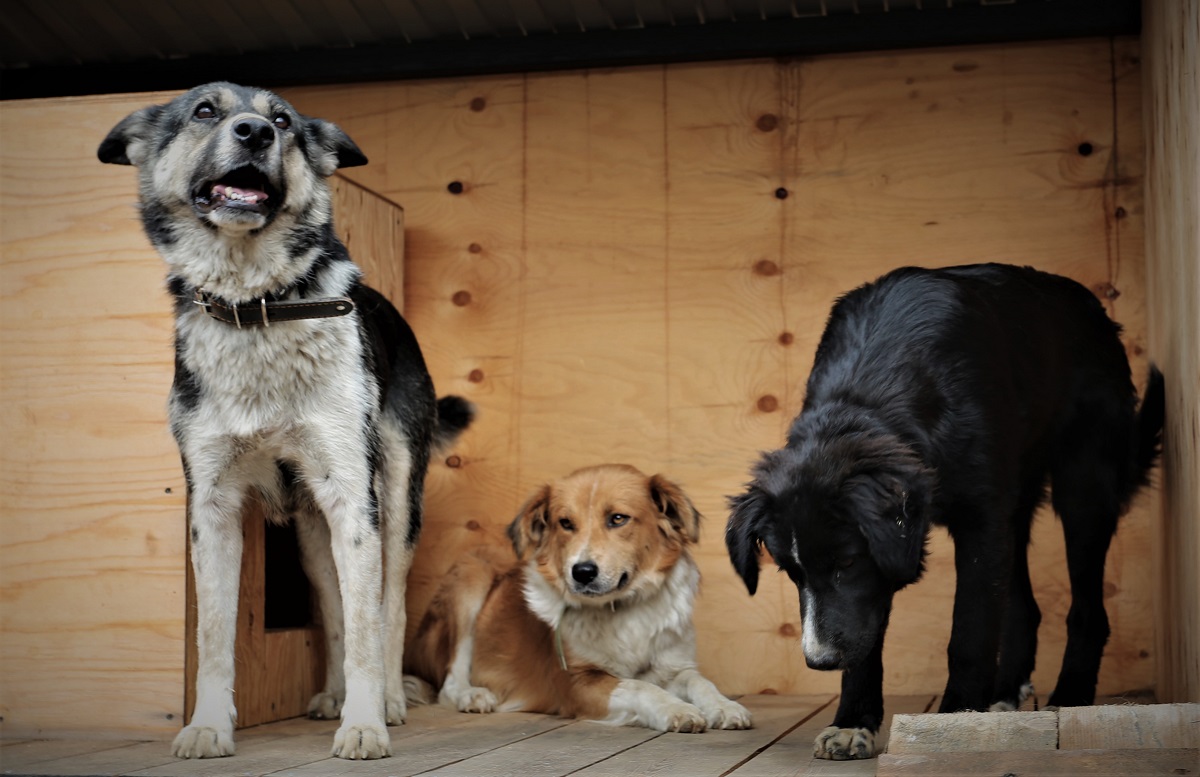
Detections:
[726, 263, 1163, 759]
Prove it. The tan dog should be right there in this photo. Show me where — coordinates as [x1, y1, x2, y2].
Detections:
[407, 464, 751, 732]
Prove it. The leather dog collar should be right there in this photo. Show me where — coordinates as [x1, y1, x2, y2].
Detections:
[193, 290, 355, 328]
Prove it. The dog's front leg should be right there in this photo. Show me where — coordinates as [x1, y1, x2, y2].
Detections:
[666, 669, 752, 730]
[311, 468, 391, 760]
[814, 634, 884, 760]
[172, 479, 245, 759]
[606, 679, 708, 733]
[939, 526, 1011, 713]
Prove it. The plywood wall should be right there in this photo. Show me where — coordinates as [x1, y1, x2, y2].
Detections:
[0, 36, 1161, 739]
[1, 93, 186, 738]
[287, 37, 1156, 699]
[1143, 0, 1200, 704]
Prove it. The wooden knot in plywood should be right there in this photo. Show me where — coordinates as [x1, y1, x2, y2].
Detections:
[468, 242, 483, 254]
[778, 623, 797, 637]
[774, 187, 789, 200]
[778, 332, 794, 346]
[756, 113, 778, 132]
[446, 455, 463, 468]
[452, 290, 472, 306]
[754, 259, 781, 277]
[468, 369, 485, 383]
[470, 97, 486, 112]
[757, 395, 779, 413]
[447, 181, 466, 194]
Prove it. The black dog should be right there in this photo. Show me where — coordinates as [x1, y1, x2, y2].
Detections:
[725, 263, 1163, 760]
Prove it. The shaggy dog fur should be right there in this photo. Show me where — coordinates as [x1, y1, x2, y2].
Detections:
[99, 82, 471, 760]
[407, 464, 752, 733]
[726, 263, 1163, 760]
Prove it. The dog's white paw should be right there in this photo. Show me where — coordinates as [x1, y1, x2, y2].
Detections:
[703, 698, 753, 730]
[171, 724, 235, 758]
[659, 702, 708, 733]
[989, 681, 1036, 712]
[307, 690, 342, 720]
[332, 722, 391, 760]
[814, 725, 876, 760]
[386, 693, 408, 725]
[450, 686, 497, 714]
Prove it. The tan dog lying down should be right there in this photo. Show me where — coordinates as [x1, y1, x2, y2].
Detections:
[407, 464, 752, 732]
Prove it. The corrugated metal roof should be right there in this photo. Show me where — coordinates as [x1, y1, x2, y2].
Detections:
[0, 0, 1140, 99]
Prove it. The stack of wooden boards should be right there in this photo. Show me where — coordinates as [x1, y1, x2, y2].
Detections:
[880, 703, 1199, 776]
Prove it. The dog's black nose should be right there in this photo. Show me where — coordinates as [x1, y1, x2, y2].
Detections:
[571, 561, 599, 586]
[232, 117, 275, 152]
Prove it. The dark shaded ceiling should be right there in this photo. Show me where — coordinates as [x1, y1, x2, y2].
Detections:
[0, 0, 1140, 100]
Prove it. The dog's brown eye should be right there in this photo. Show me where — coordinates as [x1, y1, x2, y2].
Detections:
[608, 513, 630, 528]
[837, 556, 856, 569]
[193, 103, 216, 120]
[273, 114, 290, 130]
[558, 518, 574, 532]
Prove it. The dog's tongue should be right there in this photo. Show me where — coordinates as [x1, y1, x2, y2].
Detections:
[214, 183, 268, 204]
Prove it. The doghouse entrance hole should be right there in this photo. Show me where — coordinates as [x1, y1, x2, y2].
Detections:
[263, 522, 313, 629]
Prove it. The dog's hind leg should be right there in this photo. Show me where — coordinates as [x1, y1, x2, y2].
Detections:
[376, 419, 419, 725]
[991, 482, 1044, 711]
[1046, 421, 1124, 708]
[294, 502, 346, 721]
[172, 459, 247, 758]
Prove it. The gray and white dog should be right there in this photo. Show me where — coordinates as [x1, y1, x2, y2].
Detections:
[99, 82, 472, 760]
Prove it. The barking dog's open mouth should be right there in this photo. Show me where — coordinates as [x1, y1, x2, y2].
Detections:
[194, 165, 279, 216]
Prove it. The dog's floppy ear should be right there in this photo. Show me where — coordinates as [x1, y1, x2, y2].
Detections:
[725, 485, 772, 596]
[98, 104, 164, 167]
[649, 474, 701, 544]
[849, 465, 932, 587]
[507, 484, 552, 561]
[302, 116, 368, 175]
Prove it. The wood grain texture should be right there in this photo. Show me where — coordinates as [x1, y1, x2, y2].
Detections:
[1143, 0, 1200, 705]
[1, 91, 188, 739]
[289, 38, 1159, 700]
[877, 748, 1199, 777]
[887, 711, 1059, 754]
[1058, 703, 1200, 750]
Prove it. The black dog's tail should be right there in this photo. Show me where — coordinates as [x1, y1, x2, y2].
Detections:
[433, 395, 475, 453]
[1129, 365, 1165, 493]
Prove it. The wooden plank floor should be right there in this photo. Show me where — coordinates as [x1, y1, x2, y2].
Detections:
[1, 694, 1191, 777]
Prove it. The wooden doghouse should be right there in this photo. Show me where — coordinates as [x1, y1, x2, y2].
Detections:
[1, 2, 1196, 742]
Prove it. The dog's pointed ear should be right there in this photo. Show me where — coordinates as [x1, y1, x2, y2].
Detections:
[649, 474, 701, 544]
[507, 484, 552, 561]
[851, 466, 932, 587]
[98, 104, 164, 167]
[725, 485, 771, 596]
[302, 116, 368, 175]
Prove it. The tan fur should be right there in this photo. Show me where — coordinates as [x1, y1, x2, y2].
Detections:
[408, 464, 750, 732]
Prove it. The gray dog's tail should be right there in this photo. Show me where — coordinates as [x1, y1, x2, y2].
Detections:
[434, 395, 475, 453]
